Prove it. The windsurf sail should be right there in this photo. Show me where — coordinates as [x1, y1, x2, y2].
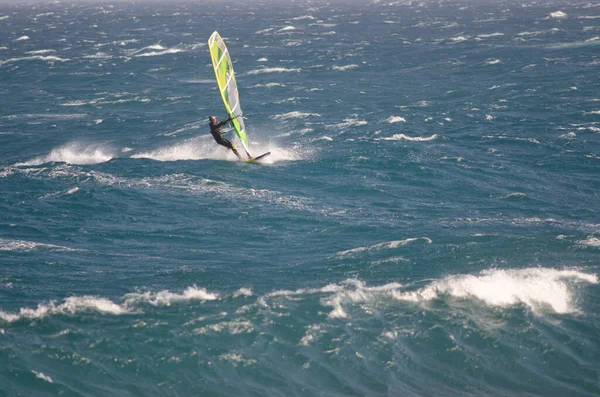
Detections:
[208, 31, 250, 156]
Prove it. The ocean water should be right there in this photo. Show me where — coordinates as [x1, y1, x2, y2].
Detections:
[1, 0, 599, 395]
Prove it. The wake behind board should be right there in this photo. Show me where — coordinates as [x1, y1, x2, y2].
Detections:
[245, 152, 271, 163]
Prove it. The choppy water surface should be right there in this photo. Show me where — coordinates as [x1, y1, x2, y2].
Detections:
[1, 0, 599, 396]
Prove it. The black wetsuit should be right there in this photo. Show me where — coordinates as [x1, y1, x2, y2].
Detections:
[209, 118, 240, 158]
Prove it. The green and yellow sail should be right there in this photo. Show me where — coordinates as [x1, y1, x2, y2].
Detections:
[208, 31, 250, 154]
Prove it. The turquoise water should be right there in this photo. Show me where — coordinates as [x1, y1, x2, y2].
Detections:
[1, 1, 599, 396]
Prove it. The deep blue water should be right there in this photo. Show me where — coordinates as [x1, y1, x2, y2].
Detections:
[1, 0, 599, 396]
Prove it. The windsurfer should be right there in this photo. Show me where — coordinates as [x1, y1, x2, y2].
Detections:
[208, 115, 241, 159]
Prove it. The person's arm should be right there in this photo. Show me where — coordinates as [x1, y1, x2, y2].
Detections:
[217, 116, 232, 128]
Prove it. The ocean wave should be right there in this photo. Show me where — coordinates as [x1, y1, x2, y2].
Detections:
[246, 67, 301, 75]
[549, 11, 567, 19]
[332, 64, 358, 71]
[124, 286, 219, 306]
[270, 111, 320, 120]
[0, 238, 80, 252]
[32, 371, 54, 383]
[577, 236, 600, 247]
[476, 33, 504, 39]
[278, 26, 296, 32]
[14, 35, 29, 41]
[483, 135, 540, 144]
[393, 268, 597, 314]
[335, 237, 432, 258]
[2, 268, 596, 325]
[291, 15, 315, 21]
[380, 134, 438, 141]
[26, 49, 56, 55]
[326, 118, 367, 129]
[387, 116, 406, 123]
[0, 296, 130, 323]
[0, 55, 68, 65]
[250, 82, 283, 88]
[17, 143, 114, 166]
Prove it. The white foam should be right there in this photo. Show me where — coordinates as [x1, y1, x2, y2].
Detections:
[486, 59, 501, 65]
[476, 33, 504, 39]
[336, 237, 432, 258]
[250, 82, 283, 88]
[278, 26, 296, 32]
[134, 48, 184, 57]
[0, 55, 68, 65]
[517, 30, 545, 37]
[246, 67, 301, 75]
[32, 371, 53, 383]
[577, 236, 600, 247]
[18, 143, 114, 166]
[0, 238, 78, 252]
[549, 11, 567, 19]
[300, 324, 324, 346]
[559, 132, 576, 139]
[233, 288, 253, 298]
[332, 64, 358, 71]
[380, 134, 438, 141]
[449, 35, 470, 43]
[14, 35, 29, 41]
[255, 28, 274, 34]
[124, 285, 218, 306]
[387, 116, 406, 123]
[483, 135, 540, 144]
[393, 268, 597, 314]
[291, 15, 315, 21]
[131, 138, 223, 162]
[326, 118, 367, 129]
[257, 57, 268, 62]
[218, 352, 256, 366]
[26, 49, 56, 55]
[270, 111, 320, 120]
[0, 296, 130, 323]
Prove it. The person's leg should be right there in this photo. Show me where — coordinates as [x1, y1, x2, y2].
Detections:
[219, 139, 241, 159]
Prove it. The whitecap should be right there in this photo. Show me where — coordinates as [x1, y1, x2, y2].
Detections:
[270, 111, 320, 120]
[291, 15, 315, 21]
[0, 238, 79, 252]
[17, 143, 114, 166]
[25, 49, 56, 55]
[124, 285, 218, 306]
[387, 116, 406, 123]
[335, 237, 432, 258]
[393, 268, 597, 314]
[332, 64, 358, 71]
[0, 55, 68, 65]
[577, 236, 600, 247]
[326, 118, 367, 128]
[32, 371, 53, 383]
[549, 11, 567, 19]
[0, 296, 130, 323]
[246, 67, 301, 75]
[380, 134, 438, 141]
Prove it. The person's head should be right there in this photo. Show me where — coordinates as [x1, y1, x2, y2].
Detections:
[209, 115, 216, 123]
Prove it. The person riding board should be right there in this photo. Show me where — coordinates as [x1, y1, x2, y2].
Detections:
[208, 115, 241, 159]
